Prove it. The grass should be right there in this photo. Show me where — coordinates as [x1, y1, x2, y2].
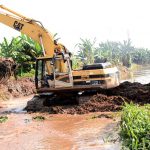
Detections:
[0, 116, 8, 123]
[19, 69, 35, 78]
[120, 103, 150, 150]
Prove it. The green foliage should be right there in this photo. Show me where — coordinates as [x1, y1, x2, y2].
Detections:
[71, 54, 82, 69]
[76, 38, 150, 68]
[120, 103, 150, 150]
[0, 34, 42, 76]
[19, 69, 35, 78]
[76, 38, 96, 65]
[131, 48, 150, 64]
[0, 116, 8, 123]
[95, 40, 122, 64]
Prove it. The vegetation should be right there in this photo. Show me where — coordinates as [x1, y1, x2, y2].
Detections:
[0, 116, 8, 123]
[0, 34, 42, 76]
[76, 38, 96, 64]
[120, 103, 150, 150]
[0, 34, 150, 75]
[75, 38, 150, 68]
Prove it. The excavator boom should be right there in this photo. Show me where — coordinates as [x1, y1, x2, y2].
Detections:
[0, 5, 54, 57]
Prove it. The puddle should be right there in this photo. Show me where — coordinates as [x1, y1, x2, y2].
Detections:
[0, 95, 33, 114]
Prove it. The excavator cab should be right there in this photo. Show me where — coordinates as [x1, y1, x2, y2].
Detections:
[35, 55, 73, 91]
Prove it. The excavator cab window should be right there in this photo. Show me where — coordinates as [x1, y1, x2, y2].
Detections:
[35, 58, 54, 88]
[35, 56, 73, 89]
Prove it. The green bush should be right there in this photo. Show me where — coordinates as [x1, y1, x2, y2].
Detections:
[19, 69, 35, 78]
[120, 103, 150, 150]
[0, 34, 42, 76]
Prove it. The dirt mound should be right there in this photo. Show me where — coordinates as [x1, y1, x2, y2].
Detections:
[49, 95, 128, 114]
[26, 81, 150, 114]
[26, 94, 129, 114]
[0, 58, 17, 84]
[106, 81, 150, 104]
[0, 77, 35, 100]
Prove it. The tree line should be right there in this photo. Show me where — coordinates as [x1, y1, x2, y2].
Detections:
[0, 35, 150, 76]
[74, 38, 150, 69]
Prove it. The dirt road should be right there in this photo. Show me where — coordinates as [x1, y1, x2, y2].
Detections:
[0, 96, 120, 150]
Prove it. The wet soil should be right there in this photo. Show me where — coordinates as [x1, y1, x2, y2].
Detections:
[0, 77, 35, 100]
[0, 58, 17, 84]
[26, 81, 150, 114]
[106, 81, 150, 104]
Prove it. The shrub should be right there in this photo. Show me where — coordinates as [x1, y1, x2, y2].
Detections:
[120, 103, 150, 150]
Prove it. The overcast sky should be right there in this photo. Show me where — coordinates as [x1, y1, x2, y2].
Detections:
[0, 0, 150, 52]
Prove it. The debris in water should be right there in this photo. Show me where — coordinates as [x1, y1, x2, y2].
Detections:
[32, 115, 45, 121]
[0, 116, 8, 123]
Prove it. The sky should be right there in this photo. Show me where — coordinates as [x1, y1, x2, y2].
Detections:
[0, 0, 150, 52]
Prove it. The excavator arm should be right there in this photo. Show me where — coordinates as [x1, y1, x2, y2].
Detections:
[0, 5, 71, 75]
[0, 5, 55, 57]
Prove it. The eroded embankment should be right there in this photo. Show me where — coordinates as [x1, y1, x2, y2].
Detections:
[0, 58, 16, 84]
[25, 81, 150, 114]
[0, 78, 35, 100]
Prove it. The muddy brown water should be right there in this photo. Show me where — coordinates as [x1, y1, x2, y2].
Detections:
[0, 96, 120, 150]
[122, 65, 150, 84]
[1, 66, 150, 150]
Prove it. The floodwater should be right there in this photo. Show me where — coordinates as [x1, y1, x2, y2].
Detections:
[132, 65, 150, 84]
[1, 65, 150, 150]
[0, 96, 120, 150]
[122, 65, 150, 84]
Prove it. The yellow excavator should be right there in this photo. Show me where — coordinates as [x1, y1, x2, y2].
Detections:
[0, 5, 120, 97]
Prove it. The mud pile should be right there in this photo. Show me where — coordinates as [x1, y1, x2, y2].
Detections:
[106, 81, 150, 104]
[0, 58, 17, 84]
[26, 81, 150, 114]
[26, 94, 127, 114]
[48, 95, 129, 114]
[0, 78, 35, 100]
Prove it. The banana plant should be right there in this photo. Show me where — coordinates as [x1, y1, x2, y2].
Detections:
[76, 38, 96, 65]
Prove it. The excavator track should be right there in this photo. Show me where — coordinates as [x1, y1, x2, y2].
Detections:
[25, 91, 99, 112]
[25, 81, 150, 114]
